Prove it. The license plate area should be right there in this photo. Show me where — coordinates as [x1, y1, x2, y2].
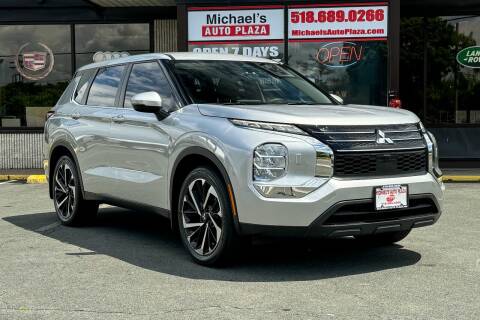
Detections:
[375, 184, 408, 211]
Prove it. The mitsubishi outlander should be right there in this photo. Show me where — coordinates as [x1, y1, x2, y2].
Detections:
[44, 53, 444, 265]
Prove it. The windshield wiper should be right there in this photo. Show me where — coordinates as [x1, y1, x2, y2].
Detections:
[286, 102, 321, 105]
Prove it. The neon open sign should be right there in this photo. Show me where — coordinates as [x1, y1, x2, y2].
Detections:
[315, 42, 364, 68]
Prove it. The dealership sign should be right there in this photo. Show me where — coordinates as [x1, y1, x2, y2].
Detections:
[188, 6, 284, 42]
[187, 6, 284, 59]
[457, 46, 480, 68]
[288, 3, 388, 40]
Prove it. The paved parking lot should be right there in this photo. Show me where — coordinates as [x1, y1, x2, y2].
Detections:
[0, 181, 479, 320]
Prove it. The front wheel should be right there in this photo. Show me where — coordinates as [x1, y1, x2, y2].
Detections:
[354, 230, 411, 246]
[177, 167, 238, 266]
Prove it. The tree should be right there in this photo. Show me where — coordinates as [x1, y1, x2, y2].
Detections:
[400, 17, 477, 123]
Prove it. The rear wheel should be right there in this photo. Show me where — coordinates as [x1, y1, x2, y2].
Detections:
[355, 230, 411, 246]
[177, 167, 238, 266]
[53, 155, 98, 226]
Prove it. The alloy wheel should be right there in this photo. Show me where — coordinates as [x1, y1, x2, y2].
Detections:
[181, 178, 223, 256]
[54, 161, 76, 221]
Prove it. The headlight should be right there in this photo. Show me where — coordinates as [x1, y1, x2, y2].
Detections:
[426, 131, 442, 178]
[231, 119, 307, 135]
[253, 143, 287, 181]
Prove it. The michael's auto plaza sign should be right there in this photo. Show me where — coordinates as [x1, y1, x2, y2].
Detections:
[187, 3, 388, 61]
[188, 5, 284, 60]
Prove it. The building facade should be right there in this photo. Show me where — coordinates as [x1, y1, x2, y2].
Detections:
[0, 0, 479, 170]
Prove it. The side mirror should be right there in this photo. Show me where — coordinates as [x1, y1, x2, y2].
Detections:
[131, 91, 163, 113]
[330, 94, 344, 104]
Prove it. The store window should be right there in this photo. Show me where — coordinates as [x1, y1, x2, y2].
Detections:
[75, 24, 150, 68]
[288, 40, 388, 105]
[0, 25, 71, 128]
[0, 23, 151, 128]
[400, 16, 480, 125]
[287, 4, 389, 106]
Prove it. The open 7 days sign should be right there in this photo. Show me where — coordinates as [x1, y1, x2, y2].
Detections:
[187, 6, 284, 59]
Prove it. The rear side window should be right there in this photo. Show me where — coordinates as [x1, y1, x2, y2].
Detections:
[56, 75, 80, 105]
[87, 65, 125, 107]
[124, 61, 176, 110]
[74, 69, 96, 104]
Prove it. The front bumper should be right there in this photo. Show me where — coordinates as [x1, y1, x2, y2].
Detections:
[234, 173, 444, 237]
[240, 193, 441, 238]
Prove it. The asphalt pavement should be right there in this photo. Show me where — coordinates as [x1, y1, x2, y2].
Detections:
[0, 181, 479, 320]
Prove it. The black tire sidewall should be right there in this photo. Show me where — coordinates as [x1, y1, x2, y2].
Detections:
[53, 155, 82, 225]
[177, 166, 235, 265]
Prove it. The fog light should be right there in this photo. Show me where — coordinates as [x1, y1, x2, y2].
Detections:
[253, 143, 287, 181]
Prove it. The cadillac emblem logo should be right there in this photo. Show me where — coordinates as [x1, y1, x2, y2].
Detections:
[23, 52, 47, 71]
[15, 42, 54, 80]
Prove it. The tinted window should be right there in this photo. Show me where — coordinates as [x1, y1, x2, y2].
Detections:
[74, 69, 95, 104]
[124, 61, 176, 110]
[172, 61, 333, 105]
[87, 65, 125, 106]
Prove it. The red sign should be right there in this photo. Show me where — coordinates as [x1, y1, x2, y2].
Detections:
[288, 3, 388, 41]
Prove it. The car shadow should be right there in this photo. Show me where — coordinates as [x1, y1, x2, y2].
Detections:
[3, 207, 421, 282]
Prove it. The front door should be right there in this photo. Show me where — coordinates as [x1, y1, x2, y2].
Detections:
[105, 61, 179, 209]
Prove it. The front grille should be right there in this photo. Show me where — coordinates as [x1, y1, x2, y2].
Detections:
[298, 123, 428, 177]
[335, 150, 427, 177]
[323, 197, 439, 225]
[299, 123, 426, 152]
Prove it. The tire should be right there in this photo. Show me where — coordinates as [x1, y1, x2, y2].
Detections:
[177, 166, 239, 266]
[52, 155, 99, 226]
[354, 230, 411, 246]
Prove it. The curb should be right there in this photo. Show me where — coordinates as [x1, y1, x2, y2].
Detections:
[26, 175, 48, 184]
[0, 174, 31, 182]
[442, 175, 480, 183]
[0, 174, 47, 184]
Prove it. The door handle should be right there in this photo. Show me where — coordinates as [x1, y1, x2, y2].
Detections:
[72, 112, 81, 120]
[112, 115, 126, 123]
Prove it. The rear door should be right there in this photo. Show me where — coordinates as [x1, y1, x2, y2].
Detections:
[105, 60, 179, 208]
[76, 64, 127, 196]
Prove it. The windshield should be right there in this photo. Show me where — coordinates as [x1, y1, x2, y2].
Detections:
[171, 60, 334, 105]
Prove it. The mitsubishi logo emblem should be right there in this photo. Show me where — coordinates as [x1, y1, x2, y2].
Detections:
[376, 129, 394, 144]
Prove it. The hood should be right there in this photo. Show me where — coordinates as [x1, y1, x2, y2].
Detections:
[197, 103, 420, 126]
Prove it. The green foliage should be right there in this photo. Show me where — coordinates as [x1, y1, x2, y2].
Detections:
[0, 81, 68, 119]
[400, 17, 478, 123]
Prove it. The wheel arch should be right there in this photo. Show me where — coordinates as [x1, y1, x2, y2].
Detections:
[169, 146, 240, 233]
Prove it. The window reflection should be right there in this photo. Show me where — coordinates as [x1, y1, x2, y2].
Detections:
[87, 65, 125, 107]
[75, 24, 150, 68]
[0, 25, 71, 127]
[400, 16, 480, 125]
[0, 23, 150, 128]
[124, 62, 175, 109]
[288, 40, 388, 106]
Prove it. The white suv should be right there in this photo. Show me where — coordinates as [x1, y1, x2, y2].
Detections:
[44, 53, 444, 265]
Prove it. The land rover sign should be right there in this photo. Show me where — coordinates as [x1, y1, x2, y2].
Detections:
[457, 46, 480, 68]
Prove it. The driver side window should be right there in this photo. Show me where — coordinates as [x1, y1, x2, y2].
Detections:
[124, 61, 176, 110]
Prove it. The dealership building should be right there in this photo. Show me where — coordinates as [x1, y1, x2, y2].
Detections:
[0, 0, 479, 170]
